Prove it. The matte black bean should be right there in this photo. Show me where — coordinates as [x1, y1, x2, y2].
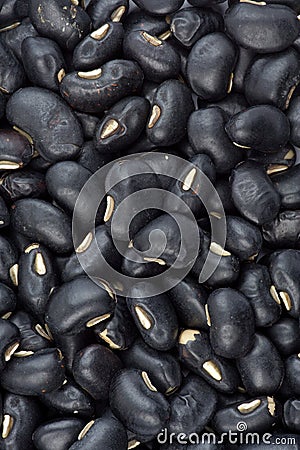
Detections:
[225, 216, 262, 261]
[287, 96, 300, 147]
[0, 170, 46, 202]
[188, 107, 243, 174]
[0, 283, 16, 318]
[171, 7, 223, 48]
[1, 347, 65, 395]
[169, 277, 209, 330]
[132, 0, 183, 15]
[237, 334, 284, 396]
[6, 87, 84, 162]
[124, 9, 169, 35]
[0, 318, 20, 372]
[86, 0, 128, 29]
[226, 105, 290, 152]
[212, 396, 278, 434]
[232, 46, 255, 93]
[285, 354, 300, 395]
[268, 249, 300, 318]
[60, 59, 144, 114]
[10, 310, 52, 353]
[123, 31, 181, 83]
[0, 129, 33, 171]
[0, 39, 25, 95]
[224, 3, 299, 53]
[248, 144, 296, 175]
[0, 393, 42, 450]
[127, 287, 178, 351]
[237, 263, 281, 328]
[0, 0, 20, 27]
[187, 32, 237, 100]
[46, 276, 115, 335]
[95, 96, 150, 152]
[121, 337, 181, 395]
[73, 22, 124, 71]
[32, 418, 85, 450]
[11, 199, 73, 253]
[1, 18, 39, 62]
[168, 374, 217, 435]
[231, 161, 281, 225]
[77, 141, 114, 173]
[27, 155, 53, 173]
[69, 411, 128, 450]
[245, 48, 300, 111]
[0, 235, 18, 286]
[146, 80, 194, 147]
[72, 344, 122, 401]
[74, 113, 99, 140]
[29, 0, 91, 51]
[21, 37, 66, 92]
[39, 378, 95, 417]
[109, 368, 170, 440]
[265, 317, 300, 357]
[284, 399, 300, 432]
[272, 165, 300, 209]
[204, 92, 249, 117]
[178, 328, 240, 393]
[263, 210, 300, 249]
[53, 330, 94, 373]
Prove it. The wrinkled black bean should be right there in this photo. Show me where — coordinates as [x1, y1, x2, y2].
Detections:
[0, 170, 46, 202]
[263, 210, 300, 249]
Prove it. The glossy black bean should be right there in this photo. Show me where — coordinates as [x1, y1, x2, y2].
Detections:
[231, 161, 281, 225]
[237, 263, 281, 328]
[229, 0, 300, 13]
[178, 328, 240, 393]
[0, 318, 20, 372]
[0, 129, 33, 171]
[123, 31, 181, 83]
[133, 0, 183, 15]
[95, 297, 138, 351]
[272, 165, 300, 209]
[69, 411, 128, 450]
[237, 334, 284, 396]
[245, 48, 300, 111]
[86, 0, 128, 29]
[285, 354, 300, 395]
[124, 9, 169, 35]
[169, 277, 209, 330]
[232, 46, 255, 93]
[212, 396, 278, 434]
[188, 107, 243, 174]
[187, 0, 226, 5]
[0, 393, 42, 450]
[0, 196, 9, 228]
[224, 3, 299, 53]
[171, 7, 223, 48]
[46, 276, 115, 335]
[10, 310, 52, 352]
[168, 374, 217, 435]
[95, 96, 150, 152]
[0, 283, 16, 318]
[53, 329, 94, 373]
[6, 87, 84, 162]
[226, 216, 262, 261]
[110, 368, 170, 440]
[121, 338, 181, 394]
[0, 39, 25, 95]
[248, 144, 296, 175]
[1, 18, 39, 62]
[29, 0, 91, 51]
[1, 347, 65, 395]
[72, 344, 122, 401]
[39, 378, 95, 417]
[11, 199, 73, 253]
[287, 96, 300, 147]
[226, 105, 290, 152]
[187, 32, 237, 100]
[33, 418, 85, 450]
[73, 22, 124, 71]
[127, 287, 178, 351]
[207, 288, 255, 359]
[0, 170, 46, 201]
[21, 37, 66, 92]
[60, 59, 144, 113]
[146, 80, 194, 147]
[284, 399, 300, 432]
[268, 249, 300, 318]
[265, 318, 300, 357]
[0, 235, 18, 286]
[204, 92, 249, 117]
[77, 141, 114, 173]
[263, 210, 300, 249]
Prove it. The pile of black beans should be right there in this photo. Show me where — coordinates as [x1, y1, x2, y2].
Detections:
[1, 0, 300, 449]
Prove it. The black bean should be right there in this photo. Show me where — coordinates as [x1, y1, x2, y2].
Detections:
[224, 3, 299, 53]
[187, 32, 237, 100]
[53, 330, 94, 373]
[146, 80, 194, 147]
[237, 263, 281, 328]
[132, 0, 184, 16]
[285, 354, 300, 395]
[284, 399, 300, 432]
[187, 0, 225, 5]
[263, 210, 300, 249]
[45, 276, 116, 335]
[1, 347, 65, 395]
[0, 129, 33, 170]
[77, 141, 114, 173]
[10, 310, 52, 353]
[0, 170, 46, 202]
[265, 317, 300, 357]
[124, 9, 169, 35]
[0, 18, 39, 61]
[0, 318, 20, 372]
[0, 40, 25, 95]
[0, 283, 16, 318]
[231, 161, 281, 225]
[0, 235, 18, 286]
[0, 0, 20, 28]
[74, 113, 99, 141]
[248, 144, 296, 175]
[123, 30, 181, 83]
[237, 333, 284, 396]
[86, 0, 128, 29]
[225, 215, 262, 261]
[232, 46, 255, 93]
[60, 59, 144, 113]
[230, 0, 300, 13]
[6, 87, 84, 162]
[272, 165, 300, 209]
[109, 368, 170, 440]
[95, 96, 150, 152]
[0, 196, 10, 229]
[287, 96, 300, 147]
[29, 0, 91, 51]
[21, 37, 66, 92]
[11, 199, 73, 253]
[204, 92, 249, 117]
[32, 418, 85, 450]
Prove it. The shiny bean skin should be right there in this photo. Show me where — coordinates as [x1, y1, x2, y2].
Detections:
[32, 418, 85, 450]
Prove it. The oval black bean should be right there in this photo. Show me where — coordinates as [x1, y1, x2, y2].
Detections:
[32, 418, 85, 450]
